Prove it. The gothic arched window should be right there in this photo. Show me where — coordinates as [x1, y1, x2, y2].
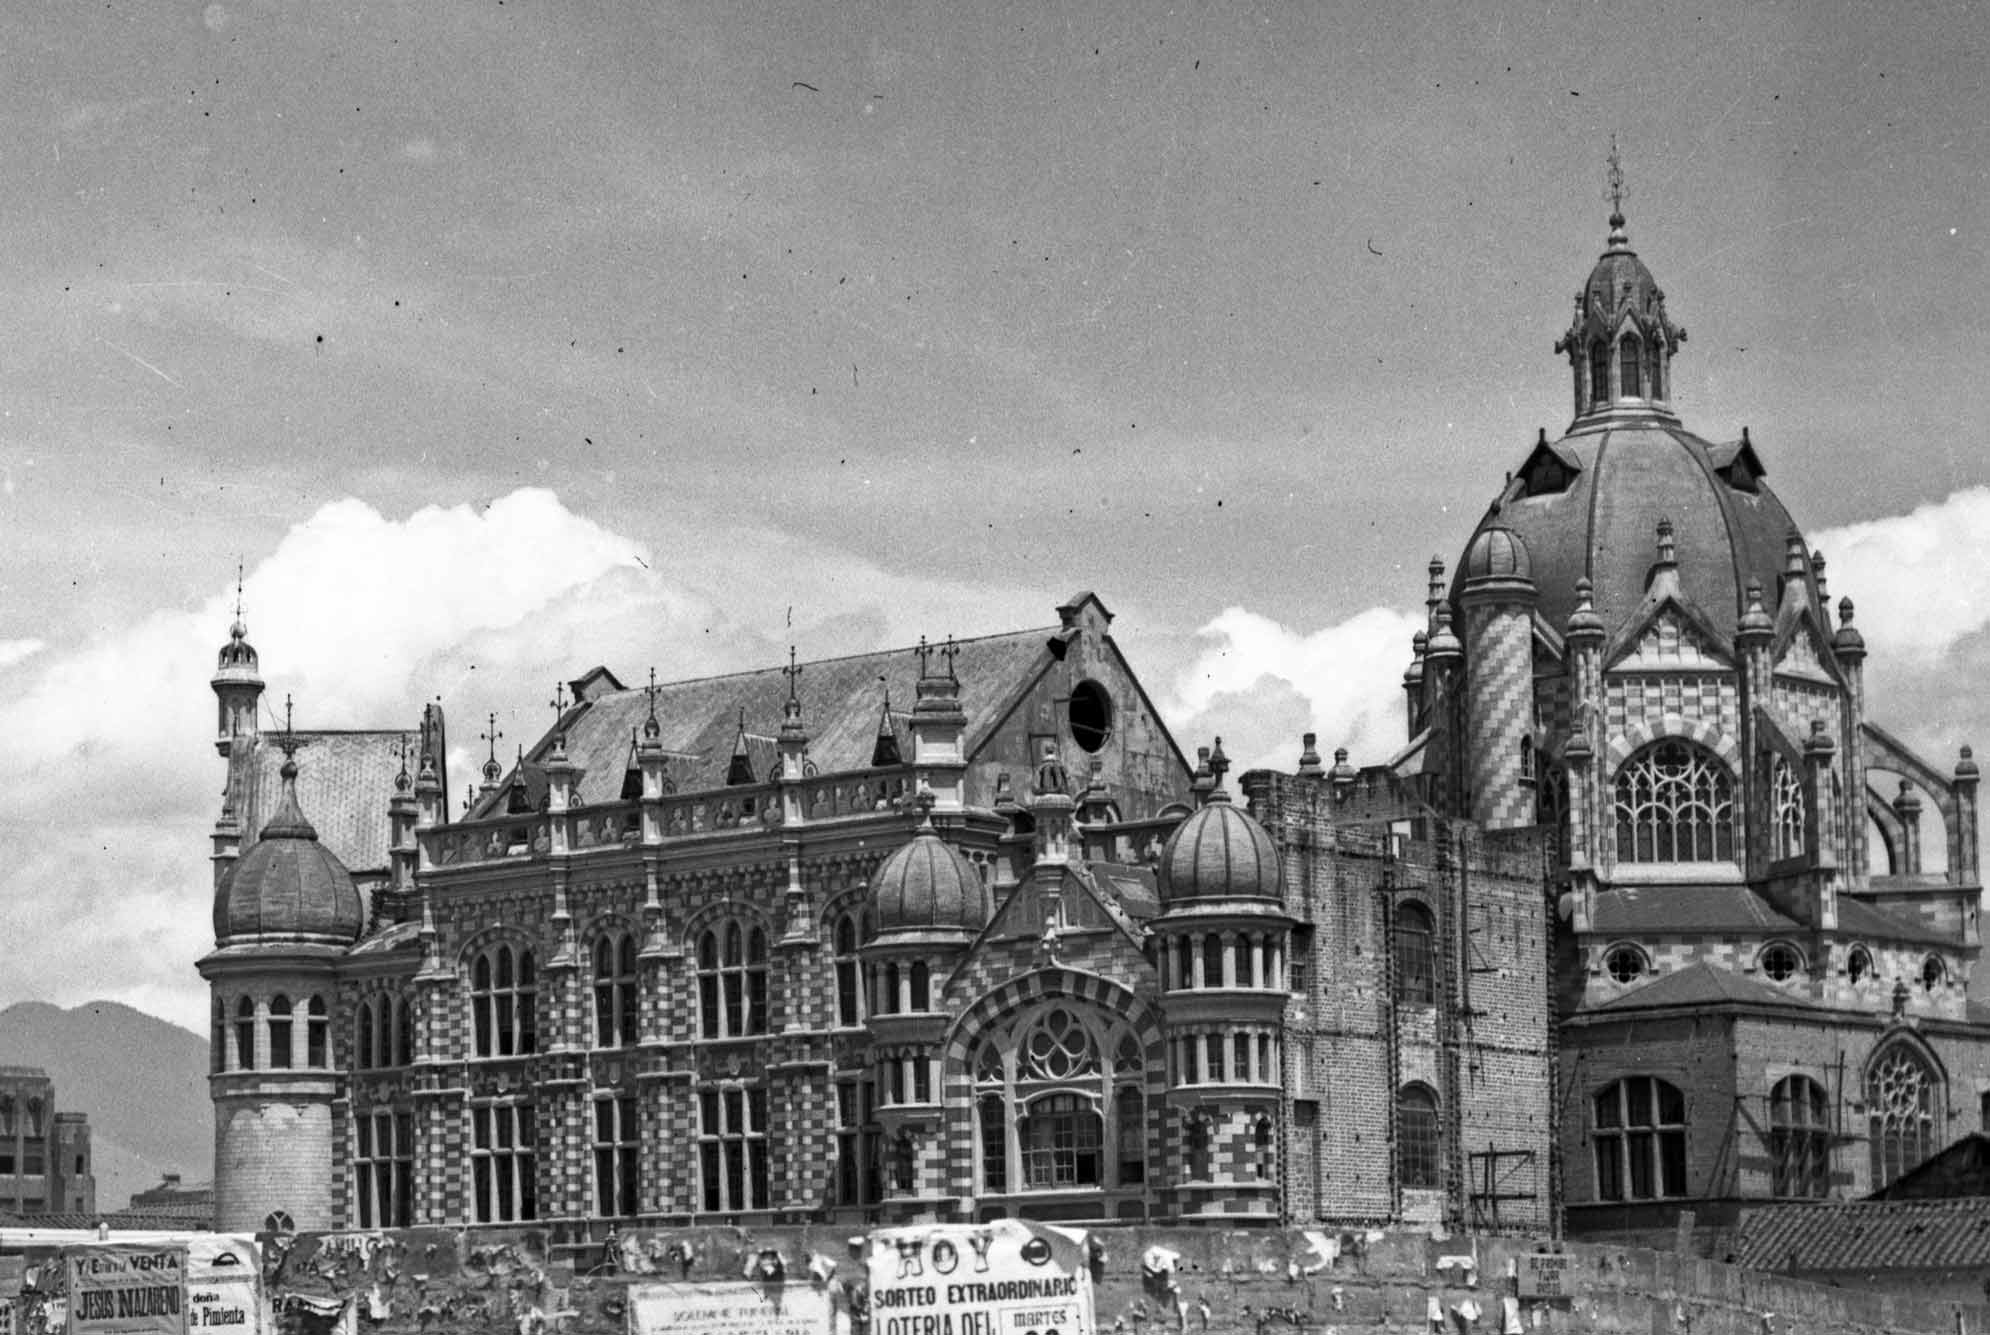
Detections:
[1770, 1075, 1830, 1198]
[1773, 756, 1806, 861]
[832, 911, 867, 1027]
[267, 995, 293, 1070]
[1868, 1043, 1939, 1188]
[1592, 1076, 1687, 1200]
[1397, 1084, 1441, 1188]
[1589, 339, 1611, 407]
[355, 999, 376, 1071]
[697, 921, 769, 1039]
[1648, 340, 1664, 399]
[1613, 740, 1735, 863]
[1394, 902, 1436, 1006]
[592, 931, 638, 1049]
[1538, 763, 1569, 864]
[971, 1002, 1147, 1196]
[471, 944, 537, 1058]
[1619, 335, 1643, 397]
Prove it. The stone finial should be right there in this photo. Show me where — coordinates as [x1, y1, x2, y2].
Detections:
[1957, 746, 1979, 784]
[1655, 518, 1676, 567]
[1297, 733, 1324, 778]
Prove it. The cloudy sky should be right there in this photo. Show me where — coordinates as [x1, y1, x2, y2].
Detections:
[1, 1, 1987, 1031]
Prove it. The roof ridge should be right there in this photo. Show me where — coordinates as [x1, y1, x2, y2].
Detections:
[586, 625, 1060, 702]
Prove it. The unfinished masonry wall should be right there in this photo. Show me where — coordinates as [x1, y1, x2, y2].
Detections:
[246, 1224, 1990, 1335]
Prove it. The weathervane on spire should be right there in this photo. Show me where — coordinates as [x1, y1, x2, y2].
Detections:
[280, 693, 296, 757]
[481, 713, 503, 782]
[784, 645, 802, 702]
[233, 558, 245, 624]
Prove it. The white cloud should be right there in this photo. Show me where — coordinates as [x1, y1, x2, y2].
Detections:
[1161, 604, 1424, 778]
[0, 639, 43, 670]
[1814, 486, 1990, 657]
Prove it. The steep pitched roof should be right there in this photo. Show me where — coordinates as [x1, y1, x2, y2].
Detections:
[1591, 960, 1814, 1012]
[1867, 1133, 1990, 1201]
[471, 627, 1062, 816]
[1835, 896, 1959, 948]
[1591, 884, 1802, 936]
[1736, 1198, 1990, 1272]
[228, 731, 408, 875]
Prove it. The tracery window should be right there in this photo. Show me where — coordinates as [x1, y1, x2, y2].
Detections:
[697, 922, 768, 1039]
[1613, 741, 1735, 863]
[1394, 902, 1436, 1006]
[1593, 1076, 1687, 1201]
[1769, 1075, 1830, 1198]
[1773, 756, 1806, 861]
[1760, 942, 1802, 983]
[1605, 944, 1647, 984]
[1867, 1043, 1939, 1188]
[1398, 1084, 1441, 1188]
[592, 932, 638, 1049]
[470, 1102, 536, 1222]
[471, 945, 537, 1058]
[1619, 335, 1642, 397]
[972, 1003, 1147, 1195]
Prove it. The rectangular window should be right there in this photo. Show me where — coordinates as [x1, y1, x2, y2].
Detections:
[834, 1082, 880, 1208]
[354, 1110, 414, 1228]
[471, 1103, 536, 1223]
[1592, 1078, 1687, 1202]
[697, 1086, 769, 1213]
[593, 1095, 640, 1217]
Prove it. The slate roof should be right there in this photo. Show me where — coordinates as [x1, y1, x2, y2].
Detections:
[1591, 961, 1813, 1013]
[1591, 884, 1802, 936]
[1867, 1133, 1990, 1201]
[1735, 1198, 1990, 1272]
[470, 626, 1063, 817]
[1835, 896, 1958, 948]
[229, 731, 411, 875]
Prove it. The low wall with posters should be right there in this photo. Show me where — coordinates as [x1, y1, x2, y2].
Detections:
[7, 1223, 1990, 1335]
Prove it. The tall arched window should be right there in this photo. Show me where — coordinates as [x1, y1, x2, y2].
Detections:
[1619, 335, 1642, 397]
[1613, 740, 1735, 862]
[1773, 756, 1806, 860]
[1538, 764, 1569, 865]
[1648, 340, 1664, 399]
[395, 995, 414, 1066]
[1769, 1075, 1830, 1198]
[234, 997, 256, 1071]
[1397, 1084, 1441, 1188]
[592, 932, 638, 1049]
[697, 921, 769, 1039]
[1593, 1076, 1687, 1200]
[910, 961, 931, 1011]
[471, 944, 537, 1058]
[971, 1002, 1148, 1195]
[1185, 1112, 1212, 1182]
[1589, 340, 1611, 407]
[1254, 1114, 1276, 1181]
[267, 995, 293, 1069]
[306, 996, 328, 1068]
[1394, 902, 1436, 1006]
[1868, 1043, 1939, 1188]
[832, 912, 866, 1027]
[355, 999, 376, 1071]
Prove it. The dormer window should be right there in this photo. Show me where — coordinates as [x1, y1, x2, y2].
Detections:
[1619, 335, 1642, 397]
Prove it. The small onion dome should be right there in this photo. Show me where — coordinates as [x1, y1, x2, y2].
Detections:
[1459, 524, 1535, 599]
[1424, 604, 1464, 663]
[1157, 787, 1282, 906]
[214, 619, 260, 676]
[1736, 580, 1774, 645]
[869, 818, 990, 942]
[1564, 577, 1605, 643]
[214, 757, 363, 945]
[1832, 596, 1866, 661]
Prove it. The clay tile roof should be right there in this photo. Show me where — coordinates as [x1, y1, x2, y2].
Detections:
[1592, 960, 1814, 1012]
[475, 627, 1059, 816]
[233, 732, 406, 874]
[1736, 1198, 1990, 1272]
[1590, 884, 1802, 936]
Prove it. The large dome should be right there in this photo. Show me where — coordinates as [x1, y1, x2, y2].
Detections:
[214, 760, 364, 945]
[1459, 424, 1809, 636]
[869, 821, 990, 940]
[1158, 789, 1282, 906]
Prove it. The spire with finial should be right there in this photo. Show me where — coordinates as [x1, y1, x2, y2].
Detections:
[1605, 132, 1629, 249]
[1557, 138, 1684, 425]
[547, 681, 570, 759]
[395, 733, 412, 794]
[871, 675, 901, 766]
[725, 703, 756, 786]
[480, 713, 504, 791]
[643, 667, 661, 740]
[781, 645, 806, 737]
[211, 560, 265, 755]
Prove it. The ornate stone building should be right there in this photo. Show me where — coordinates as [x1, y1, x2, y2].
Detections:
[1396, 173, 1990, 1242]
[198, 594, 1554, 1236]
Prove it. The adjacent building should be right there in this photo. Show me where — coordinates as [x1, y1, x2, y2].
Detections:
[0, 1068, 93, 1220]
